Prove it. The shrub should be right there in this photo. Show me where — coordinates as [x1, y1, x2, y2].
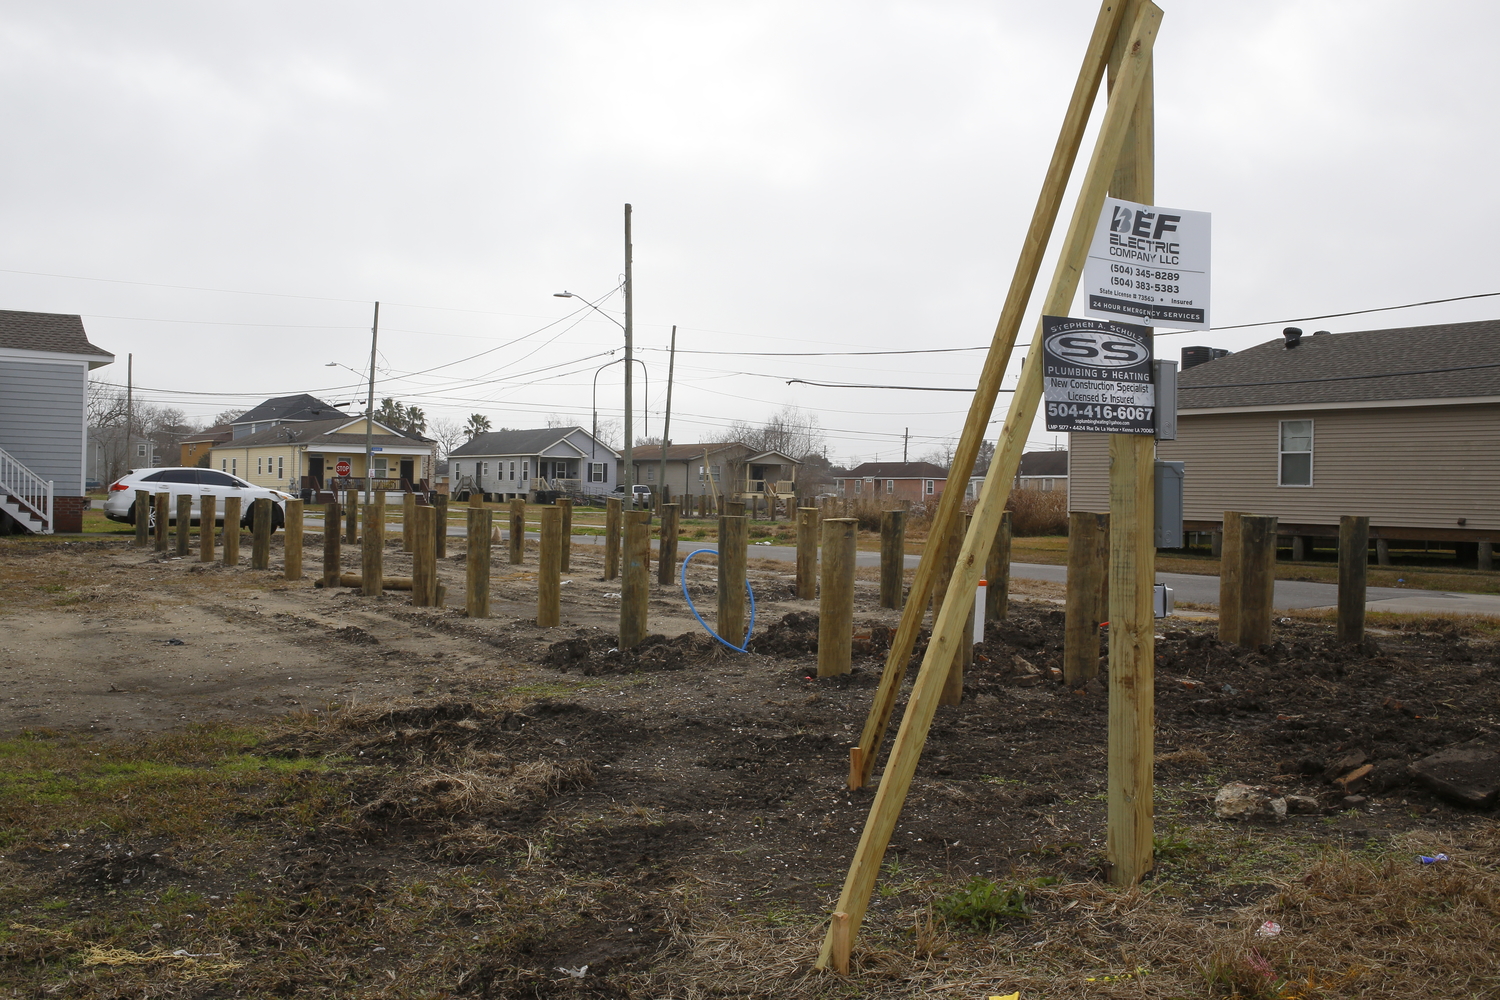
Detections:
[934, 877, 1030, 932]
[1006, 488, 1068, 536]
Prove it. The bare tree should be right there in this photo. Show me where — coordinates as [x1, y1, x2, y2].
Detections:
[211, 408, 244, 427]
[430, 418, 464, 460]
[724, 405, 826, 460]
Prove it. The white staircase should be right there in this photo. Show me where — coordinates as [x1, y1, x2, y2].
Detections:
[0, 446, 53, 534]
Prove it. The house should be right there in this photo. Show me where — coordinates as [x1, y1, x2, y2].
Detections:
[180, 423, 233, 467]
[1068, 320, 1500, 559]
[209, 415, 436, 495]
[88, 425, 156, 486]
[0, 310, 114, 533]
[229, 394, 350, 439]
[834, 461, 949, 502]
[631, 442, 800, 501]
[448, 426, 618, 501]
[1017, 449, 1068, 492]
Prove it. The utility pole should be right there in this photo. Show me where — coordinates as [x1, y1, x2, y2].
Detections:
[623, 204, 635, 507]
[126, 353, 134, 471]
[365, 302, 379, 504]
[903, 427, 908, 463]
[658, 325, 677, 497]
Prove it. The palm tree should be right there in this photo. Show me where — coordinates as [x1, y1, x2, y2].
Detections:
[464, 414, 492, 440]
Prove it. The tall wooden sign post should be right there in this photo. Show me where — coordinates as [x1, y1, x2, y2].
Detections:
[819, 0, 1164, 972]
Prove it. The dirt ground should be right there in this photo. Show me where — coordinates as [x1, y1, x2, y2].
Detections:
[2, 531, 1499, 998]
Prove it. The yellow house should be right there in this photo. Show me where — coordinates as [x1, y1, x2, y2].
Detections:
[208, 416, 436, 493]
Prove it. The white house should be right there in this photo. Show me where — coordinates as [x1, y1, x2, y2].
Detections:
[448, 426, 619, 500]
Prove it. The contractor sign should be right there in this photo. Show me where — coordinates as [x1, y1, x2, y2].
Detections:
[1041, 315, 1155, 435]
[1084, 196, 1210, 330]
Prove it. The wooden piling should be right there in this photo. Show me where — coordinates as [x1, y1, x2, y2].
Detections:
[1238, 514, 1278, 647]
[818, 517, 857, 677]
[1064, 511, 1110, 686]
[986, 511, 1012, 621]
[1337, 515, 1368, 645]
[796, 507, 818, 600]
[199, 494, 216, 562]
[604, 497, 621, 579]
[1375, 538, 1391, 566]
[509, 499, 526, 565]
[830, 911, 851, 975]
[154, 492, 169, 552]
[134, 490, 150, 547]
[718, 514, 749, 648]
[621, 510, 651, 648]
[936, 514, 971, 706]
[401, 493, 415, 552]
[323, 500, 341, 587]
[1217, 511, 1245, 644]
[558, 497, 572, 571]
[433, 493, 448, 559]
[362, 503, 384, 597]
[465, 507, 492, 618]
[727, 500, 745, 517]
[284, 499, 303, 580]
[251, 499, 272, 570]
[1480, 540, 1495, 572]
[658, 503, 679, 585]
[538, 506, 562, 627]
[222, 497, 241, 566]
[175, 494, 192, 557]
[879, 510, 905, 609]
[412, 505, 437, 606]
[345, 489, 358, 543]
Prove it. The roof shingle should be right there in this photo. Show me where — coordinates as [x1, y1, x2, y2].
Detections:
[0, 309, 113, 359]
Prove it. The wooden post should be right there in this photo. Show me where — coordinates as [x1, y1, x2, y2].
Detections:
[433, 493, 448, 559]
[509, 498, 526, 565]
[621, 510, 651, 648]
[1376, 538, 1391, 566]
[323, 500, 341, 587]
[134, 490, 150, 547]
[818, 517, 857, 677]
[412, 505, 437, 606]
[658, 503, 680, 585]
[1064, 511, 1109, 686]
[362, 503, 384, 597]
[830, 911, 851, 976]
[402, 493, 416, 552]
[604, 497, 621, 579]
[538, 506, 562, 627]
[174, 494, 192, 557]
[937, 514, 971, 707]
[1290, 535, 1306, 561]
[469, 490, 484, 509]
[1480, 540, 1495, 572]
[796, 507, 818, 600]
[879, 510, 905, 609]
[718, 514, 749, 648]
[1217, 511, 1245, 645]
[154, 492, 169, 552]
[1238, 514, 1278, 647]
[1210, 529, 1223, 557]
[345, 489, 358, 543]
[465, 507, 492, 618]
[199, 494, 216, 562]
[251, 498, 272, 570]
[1337, 515, 1368, 645]
[284, 499, 304, 580]
[727, 500, 745, 517]
[557, 497, 572, 571]
[222, 496, 241, 566]
[986, 510, 1012, 621]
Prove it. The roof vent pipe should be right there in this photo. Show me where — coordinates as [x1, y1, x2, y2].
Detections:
[1283, 327, 1304, 348]
[1313, 330, 1331, 336]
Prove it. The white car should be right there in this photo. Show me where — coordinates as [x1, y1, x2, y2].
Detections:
[103, 468, 293, 531]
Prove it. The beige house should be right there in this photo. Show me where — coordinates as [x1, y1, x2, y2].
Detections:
[208, 416, 436, 494]
[1069, 320, 1500, 556]
[633, 443, 799, 500]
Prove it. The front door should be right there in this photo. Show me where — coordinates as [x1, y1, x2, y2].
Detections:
[399, 459, 415, 487]
[308, 455, 324, 487]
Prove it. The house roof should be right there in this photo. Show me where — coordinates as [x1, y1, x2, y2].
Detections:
[0, 309, 113, 362]
[448, 426, 617, 459]
[842, 461, 948, 479]
[746, 450, 802, 466]
[1179, 319, 1500, 410]
[214, 416, 427, 450]
[181, 424, 233, 445]
[1018, 450, 1068, 477]
[232, 394, 349, 426]
[650, 442, 750, 462]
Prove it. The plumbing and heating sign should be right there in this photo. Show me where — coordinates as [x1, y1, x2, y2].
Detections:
[1084, 196, 1211, 330]
[1042, 316, 1155, 434]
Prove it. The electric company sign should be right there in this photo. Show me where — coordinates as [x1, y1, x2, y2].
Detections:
[1041, 315, 1154, 434]
[1084, 196, 1211, 330]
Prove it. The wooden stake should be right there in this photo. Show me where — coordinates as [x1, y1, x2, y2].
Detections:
[465, 507, 492, 618]
[284, 499, 304, 580]
[251, 499, 272, 570]
[412, 505, 437, 607]
[796, 507, 818, 600]
[402, 493, 416, 552]
[433, 493, 448, 559]
[821, 0, 1160, 968]
[879, 510, 905, 609]
[199, 494, 217, 563]
[509, 498, 526, 565]
[538, 506, 562, 627]
[558, 497, 572, 571]
[604, 497, 621, 579]
[345, 489, 358, 543]
[658, 503, 680, 585]
[718, 514, 749, 647]
[986, 511, 1012, 622]
[323, 500, 341, 588]
[175, 494, 192, 557]
[1337, 514, 1368, 645]
[819, 518, 857, 677]
[1218, 510, 1246, 644]
[937, 513, 970, 707]
[1238, 514, 1278, 647]
[848, 747, 864, 791]
[852, 0, 1144, 791]
[1064, 511, 1109, 685]
[328, 572, 413, 590]
[154, 492, 170, 552]
[362, 503, 384, 596]
[222, 496, 240, 566]
[134, 489, 149, 547]
[830, 911, 851, 975]
[621, 510, 651, 648]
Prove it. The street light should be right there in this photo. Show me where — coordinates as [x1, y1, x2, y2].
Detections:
[590, 357, 649, 462]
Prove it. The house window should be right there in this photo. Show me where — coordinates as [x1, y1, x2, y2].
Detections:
[589, 462, 606, 483]
[231, 459, 237, 476]
[924, 480, 935, 495]
[277, 457, 284, 478]
[645, 466, 654, 483]
[508, 461, 515, 481]
[522, 461, 529, 482]
[886, 480, 894, 494]
[479, 462, 487, 479]
[372, 456, 388, 478]
[222, 460, 227, 472]
[1280, 419, 1313, 486]
[854, 479, 862, 495]
[256, 458, 263, 475]
[136, 444, 146, 458]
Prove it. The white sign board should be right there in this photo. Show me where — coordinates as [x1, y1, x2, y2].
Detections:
[1084, 197, 1210, 330]
[1041, 315, 1155, 435]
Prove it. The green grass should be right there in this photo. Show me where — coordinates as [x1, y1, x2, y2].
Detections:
[933, 877, 1031, 931]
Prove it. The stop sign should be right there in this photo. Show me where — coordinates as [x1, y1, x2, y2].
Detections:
[335, 459, 352, 476]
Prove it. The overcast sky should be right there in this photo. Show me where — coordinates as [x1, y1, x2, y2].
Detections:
[3, 1, 1495, 466]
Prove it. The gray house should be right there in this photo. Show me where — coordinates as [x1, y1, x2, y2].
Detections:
[448, 426, 618, 500]
[0, 310, 114, 533]
[1069, 319, 1500, 559]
